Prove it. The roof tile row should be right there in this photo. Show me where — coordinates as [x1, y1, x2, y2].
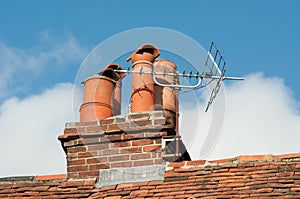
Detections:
[1, 153, 300, 198]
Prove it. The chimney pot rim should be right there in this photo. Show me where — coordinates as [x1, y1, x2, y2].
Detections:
[126, 43, 160, 62]
[83, 74, 117, 84]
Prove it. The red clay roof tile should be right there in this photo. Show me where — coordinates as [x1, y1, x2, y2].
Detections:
[35, 174, 66, 181]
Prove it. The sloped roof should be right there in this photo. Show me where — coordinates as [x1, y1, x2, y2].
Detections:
[1, 153, 300, 198]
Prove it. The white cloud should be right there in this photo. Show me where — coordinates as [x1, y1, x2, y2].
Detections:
[186, 72, 300, 160]
[0, 83, 82, 177]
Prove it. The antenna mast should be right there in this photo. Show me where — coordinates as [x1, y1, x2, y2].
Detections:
[114, 42, 244, 111]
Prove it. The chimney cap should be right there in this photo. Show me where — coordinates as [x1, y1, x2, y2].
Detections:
[102, 63, 126, 79]
[126, 43, 160, 62]
[83, 63, 126, 83]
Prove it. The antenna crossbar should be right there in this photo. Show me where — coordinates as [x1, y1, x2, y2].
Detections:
[113, 69, 243, 81]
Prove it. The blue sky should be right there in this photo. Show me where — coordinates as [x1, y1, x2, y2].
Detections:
[1, 1, 300, 100]
[0, 1, 300, 177]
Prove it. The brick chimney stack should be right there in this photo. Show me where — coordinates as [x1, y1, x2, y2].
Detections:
[58, 44, 190, 186]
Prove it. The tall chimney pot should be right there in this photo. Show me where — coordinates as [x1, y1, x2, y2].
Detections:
[127, 43, 160, 112]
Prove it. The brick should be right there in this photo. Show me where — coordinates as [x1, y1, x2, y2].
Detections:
[99, 149, 119, 155]
[64, 128, 78, 134]
[132, 139, 153, 146]
[111, 161, 132, 168]
[87, 143, 109, 151]
[112, 141, 131, 148]
[78, 171, 99, 178]
[186, 160, 206, 167]
[83, 137, 100, 145]
[86, 126, 102, 133]
[68, 159, 86, 166]
[123, 133, 145, 140]
[120, 146, 142, 154]
[68, 146, 87, 153]
[89, 164, 109, 170]
[133, 159, 154, 166]
[274, 153, 300, 160]
[97, 136, 109, 143]
[143, 145, 161, 152]
[168, 161, 186, 168]
[35, 174, 66, 181]
[86, 157, 101, 164]
[131, 120, 152, 127]
[129, 113, 150, 120]
[145, 132, 166, 138]
[238, 154, 273, 162]
[108, 154, 130, 162]
[130, 153, 151, 160]
[107, 135, 123, 142]
[100, 118, 115, 125]
[67, 165, 88, 172]
[106, 124, 121, 132]
[63, 140, 77, 147]
[109, 123, 130, 131]
[78, 152, 93, 158]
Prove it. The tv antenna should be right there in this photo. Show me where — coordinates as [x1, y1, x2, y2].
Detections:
[114, 42, 243, 112]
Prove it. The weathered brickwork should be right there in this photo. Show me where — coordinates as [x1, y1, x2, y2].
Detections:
[58, 111, 173, 179]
